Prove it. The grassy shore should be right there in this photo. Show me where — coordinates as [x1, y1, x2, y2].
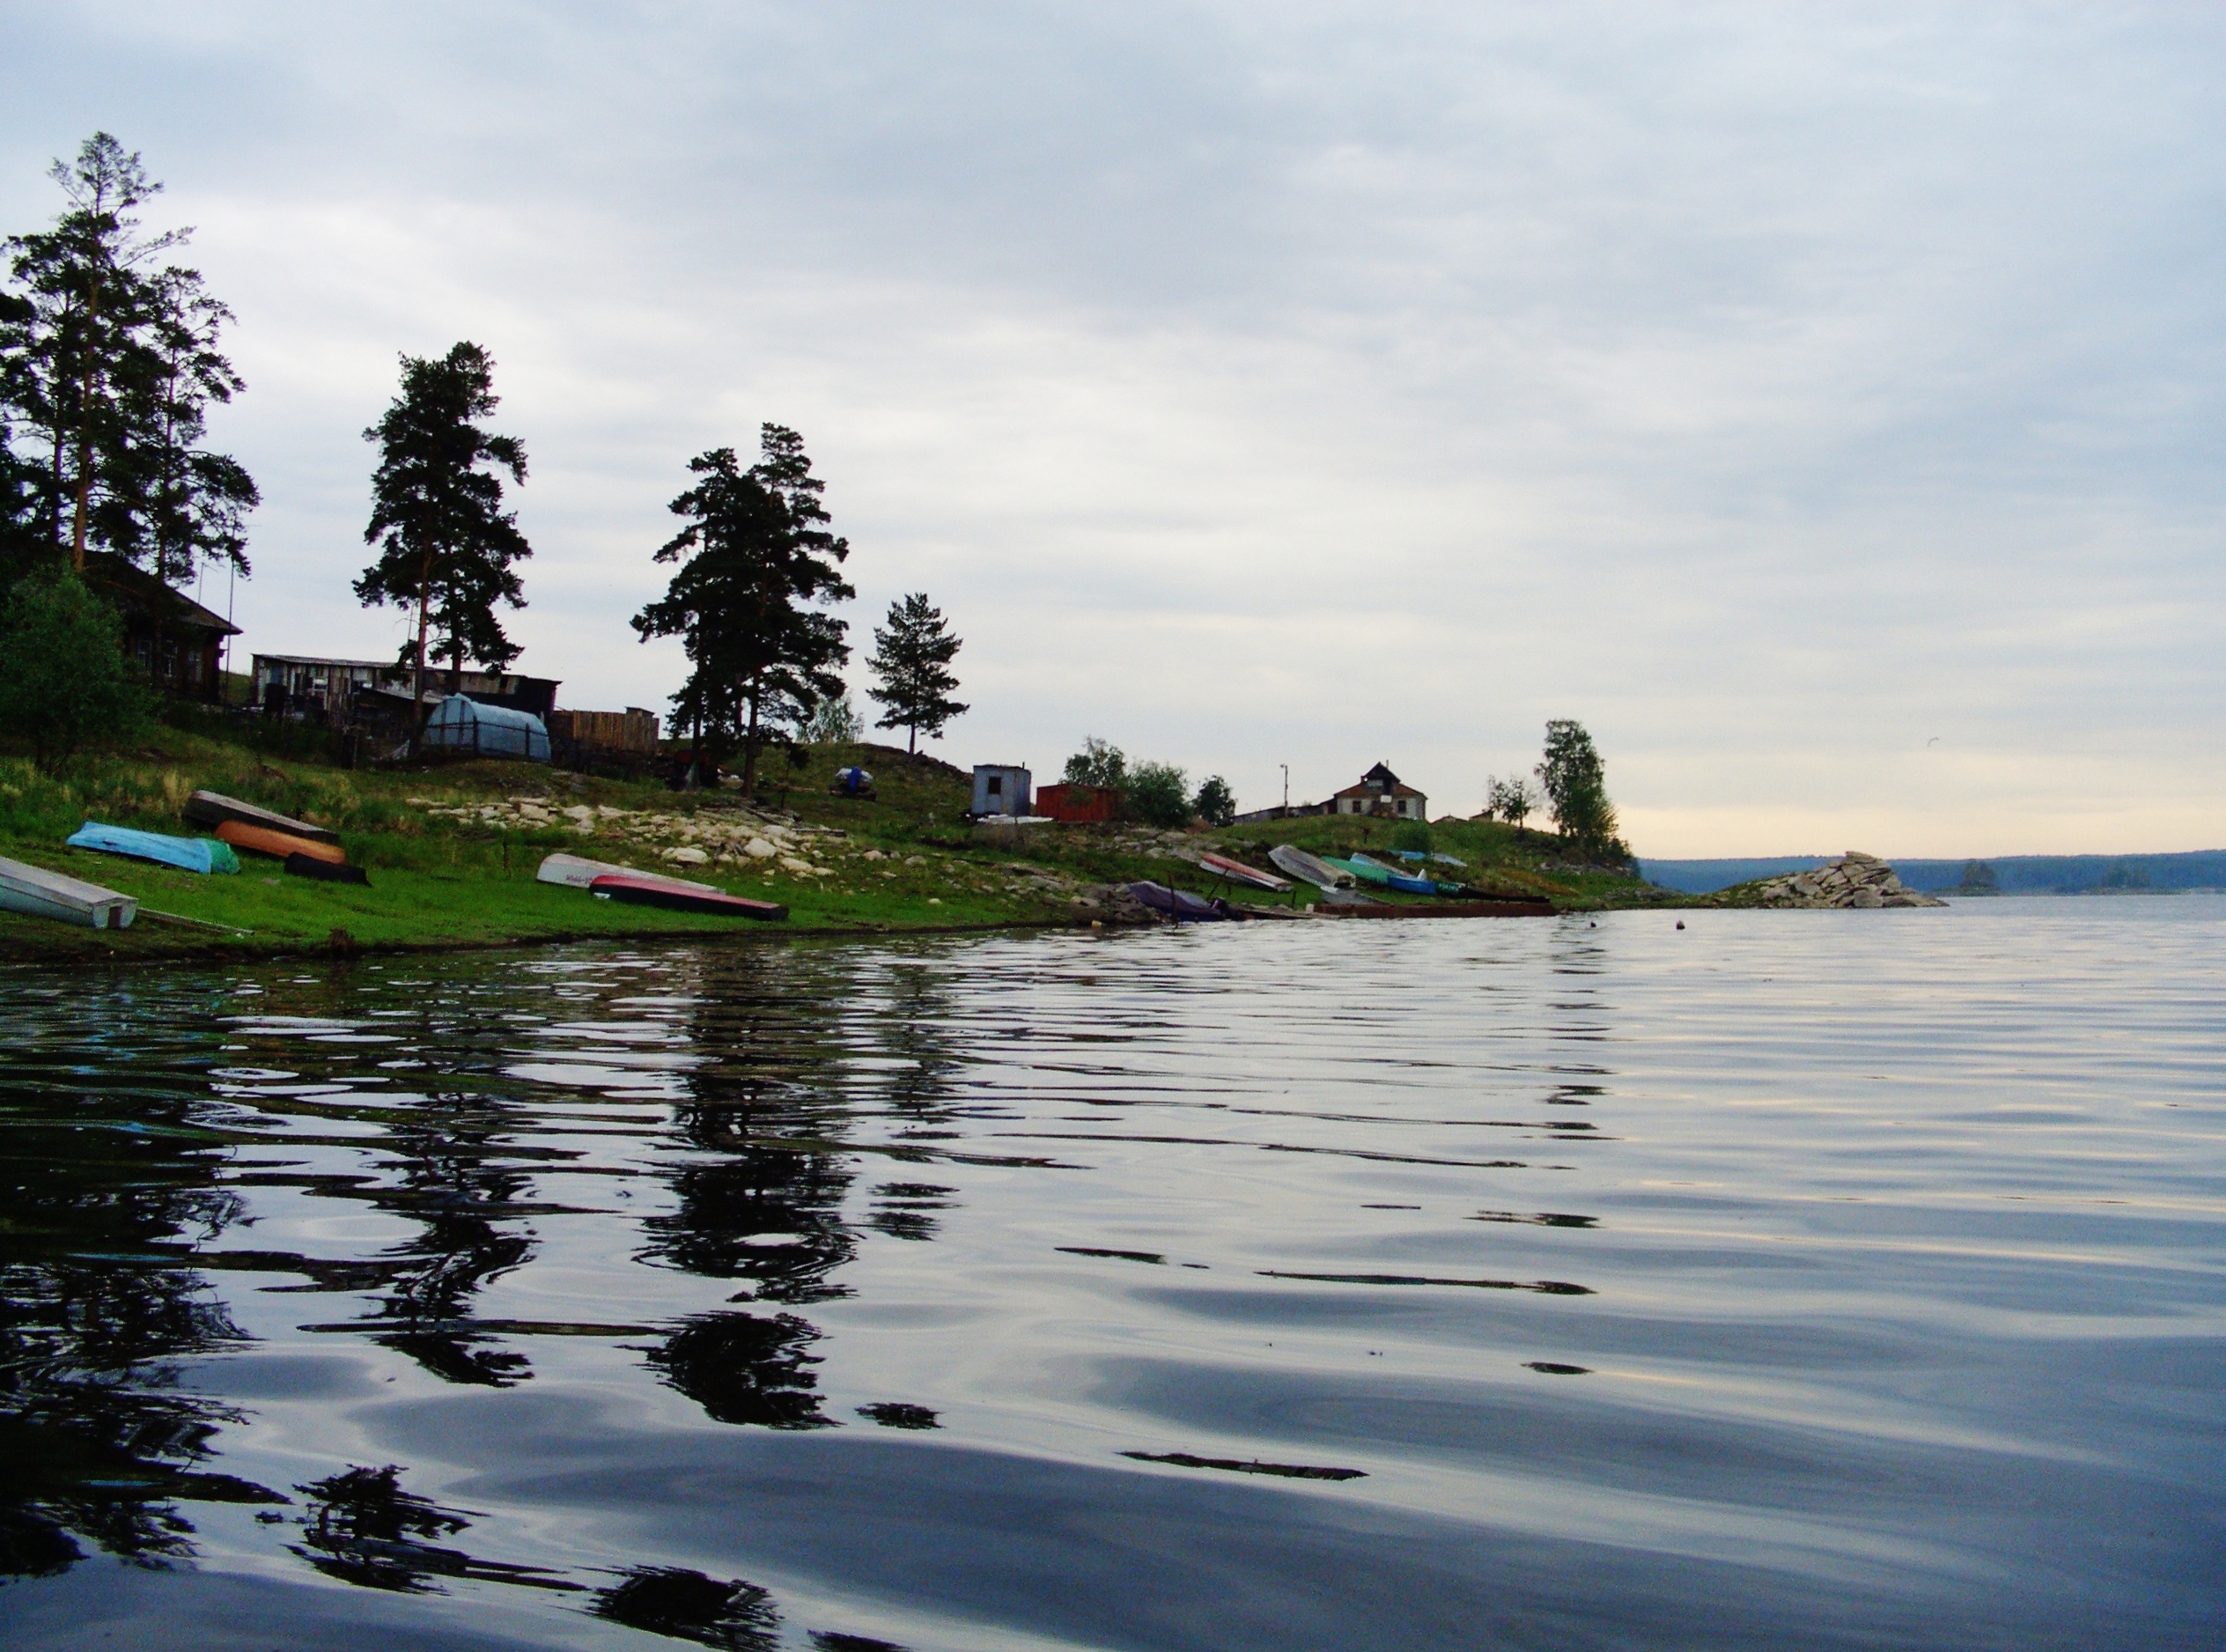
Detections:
[0, 719, 1674, 964]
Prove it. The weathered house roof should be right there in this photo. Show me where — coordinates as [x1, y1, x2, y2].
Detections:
[84, 554, 240, 638]
[1333, 762, 1425, 800]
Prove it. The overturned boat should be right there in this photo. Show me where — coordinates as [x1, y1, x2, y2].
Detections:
[0, 856, 136, 929]
[588, 874, 786, 922]
[183, 790, 341, 846]
[1198, 851, 1292, 894]
[216, 820, 348, 866]
[536, 852, 720, 895]
[1269, 845, 1354, 889]
[1125, 881, 1227, 922]
[67, 822, 240, 875]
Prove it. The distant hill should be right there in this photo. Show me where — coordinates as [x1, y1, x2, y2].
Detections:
[1640, 851, 2226, 895]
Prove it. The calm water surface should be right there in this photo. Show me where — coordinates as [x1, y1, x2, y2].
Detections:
[2, 898, 2222, 1650]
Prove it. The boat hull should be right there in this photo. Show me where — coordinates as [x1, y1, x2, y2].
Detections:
[1125, 881, 1227, 921]
[184, 789, 342, 846]
[536, 853, 720, 895]
[0, 855, 136, 928]
[589, 874, 787, 921]
[67, 822, 239, 875]
[285, 853, 371, 885]
[216, 821, 349, 865]
[1269, 845, 1354, 889]
[1198, 851, 1291, 892]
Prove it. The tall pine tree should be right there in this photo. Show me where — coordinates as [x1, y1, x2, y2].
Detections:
[132, 266, 257, 589]
[866, 593, 967, 754]
[355, 343, 531, 724]
[1, 133, 253, 580]
[632, 425, 853, 792]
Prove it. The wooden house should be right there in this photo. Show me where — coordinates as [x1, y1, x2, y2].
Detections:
[84, 554, 240, 702]
[1331, 762, 1426, 821]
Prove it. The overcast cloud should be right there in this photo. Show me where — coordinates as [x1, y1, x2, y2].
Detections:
[4, 2, 2221, 855]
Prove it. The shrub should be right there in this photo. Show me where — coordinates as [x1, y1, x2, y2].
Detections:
[0, 569, 148, 770]
[1125, 761, 1190, 828]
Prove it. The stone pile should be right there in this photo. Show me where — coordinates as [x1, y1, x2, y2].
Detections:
[405, 794, 845, 877]
[1749, 852, 1945, 909]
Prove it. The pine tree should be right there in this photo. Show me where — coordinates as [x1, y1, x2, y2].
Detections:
[632, 426, 854, 792]
[355, 343, 531, 725]
[866, 593, 967, 755]
[1, 133, 222, 572]
[132, 266, 256, 589]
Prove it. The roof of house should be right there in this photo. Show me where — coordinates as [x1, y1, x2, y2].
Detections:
[84, 553, 240, 637]
[254, 654, 404, 671]
[1334, 762, 1424, 800]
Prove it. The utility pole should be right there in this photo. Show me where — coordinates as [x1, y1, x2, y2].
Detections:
[1280, 763, 1289, 810]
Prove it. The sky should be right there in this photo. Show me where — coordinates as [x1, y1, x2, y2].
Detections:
[4, 2, 2221, 858]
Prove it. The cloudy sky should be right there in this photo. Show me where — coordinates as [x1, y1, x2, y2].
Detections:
[5, 2, 2221, 856]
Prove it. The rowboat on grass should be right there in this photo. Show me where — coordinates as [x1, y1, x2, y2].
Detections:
[0, 856, 136, 928]
[285, 853, 370, 886]
[1197, 851, 1292, 893]
[67, 822, 240, 875]
[535, 852, 720, 895]
[1347, 853, 1448, 896]
[1387, 849, 1472, 869]
[588, 874, 787, 921]
[216, 820, 349, 866]
[183, 789, 342, 846]
[1268, 845, 1354, 889]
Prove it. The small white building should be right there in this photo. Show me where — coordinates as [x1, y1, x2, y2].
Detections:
[971, 764, 1032, 816]
[1332, 762, 1426, 820]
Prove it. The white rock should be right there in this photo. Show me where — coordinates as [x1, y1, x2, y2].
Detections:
[664, 846, 711, 865]
[744, 837, 778, 859]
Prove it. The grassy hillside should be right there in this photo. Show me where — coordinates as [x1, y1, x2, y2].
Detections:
[0, 725, 1674, 964]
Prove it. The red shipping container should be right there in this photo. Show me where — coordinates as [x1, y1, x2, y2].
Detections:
[1036, 783, 1118, 823]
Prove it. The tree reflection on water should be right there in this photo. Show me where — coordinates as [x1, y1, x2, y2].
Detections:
[0, 992, 285, 1576]
[0, 947, 952, 1647]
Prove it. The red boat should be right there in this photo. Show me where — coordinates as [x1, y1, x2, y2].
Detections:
[1198, 851, 1291, 892]
[588, 874, 788, 922]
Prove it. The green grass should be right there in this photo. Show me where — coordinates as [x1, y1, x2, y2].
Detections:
[0, 726, 1677, 965]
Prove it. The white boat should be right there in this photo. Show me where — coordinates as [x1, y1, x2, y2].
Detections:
[534, 852, 720, 895]
[1269, 844, 1354, 889]
[0, 855, 136, 928]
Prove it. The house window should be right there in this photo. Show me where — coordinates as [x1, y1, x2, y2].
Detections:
[987, 776, 1002, 797]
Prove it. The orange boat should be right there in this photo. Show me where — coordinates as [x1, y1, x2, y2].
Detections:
[215, 820, 348, 866]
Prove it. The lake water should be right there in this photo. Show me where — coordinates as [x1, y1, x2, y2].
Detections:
[2, 897, 2222, 1650]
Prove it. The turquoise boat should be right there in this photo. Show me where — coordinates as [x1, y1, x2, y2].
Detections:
[1347, 853, 1452, 896]
[68, 822, 240, 875]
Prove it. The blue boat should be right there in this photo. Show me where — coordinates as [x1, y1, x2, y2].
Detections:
[68, 822, 240, 875]
[1348, 853, 1441, 896]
